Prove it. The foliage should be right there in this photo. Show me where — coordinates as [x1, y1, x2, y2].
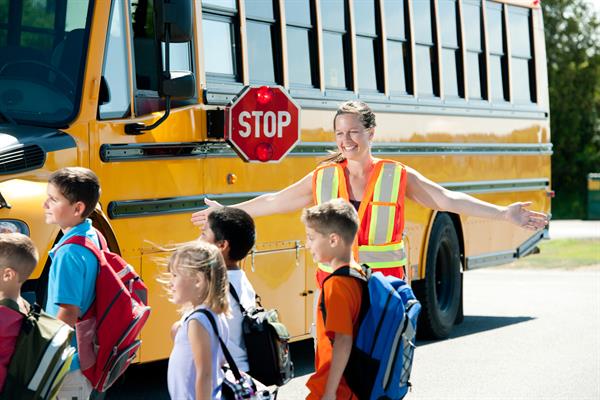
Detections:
[543, 0, 600, 218]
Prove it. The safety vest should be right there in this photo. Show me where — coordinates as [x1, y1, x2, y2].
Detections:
[312, 159, 408, 286]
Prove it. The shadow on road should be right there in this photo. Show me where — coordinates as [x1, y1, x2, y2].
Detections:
[417, 315, 535, 346]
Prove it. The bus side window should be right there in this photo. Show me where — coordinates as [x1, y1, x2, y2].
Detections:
[245, 0, 280, 84]
[463, 0, 486, 100]
[439, 0, 464, 99]
[508, 5, 536, 104]
[321, 0, 352, 91]
[202, 0, 241, 83]
[354, 0, 383, 93]
[99, 0, 130, 120]
[413, 0, 439, 97]
[486, 1, 509, 102]
[285, 0, 319, 89]
[130, 0, 195, 115]
[384, 0, 412, 96]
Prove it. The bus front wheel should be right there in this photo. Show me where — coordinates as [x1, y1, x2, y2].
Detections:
[415, 213, 461, 339]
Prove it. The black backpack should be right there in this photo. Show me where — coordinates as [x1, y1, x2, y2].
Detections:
[229, 284, 294, 386]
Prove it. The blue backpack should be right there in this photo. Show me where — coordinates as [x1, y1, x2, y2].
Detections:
[320, 265, 421, 400]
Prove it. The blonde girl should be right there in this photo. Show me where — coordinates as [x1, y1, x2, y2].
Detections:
[165, 241, 230, 400]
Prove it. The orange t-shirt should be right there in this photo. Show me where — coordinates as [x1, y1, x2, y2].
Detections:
[306, 268, 363, 400]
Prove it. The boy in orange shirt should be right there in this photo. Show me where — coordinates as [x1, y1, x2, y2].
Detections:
[301, 198, 363, 400]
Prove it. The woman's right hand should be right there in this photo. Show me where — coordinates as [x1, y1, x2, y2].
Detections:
[190, 198, 223, 227]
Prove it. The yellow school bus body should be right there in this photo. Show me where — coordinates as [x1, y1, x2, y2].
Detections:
[0, 0, 550, 362]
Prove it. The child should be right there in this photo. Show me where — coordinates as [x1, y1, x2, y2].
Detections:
[43, 167, 101, 399]
[0, 233, 38, 392]
[166, 241, 230, 400]
[200, 207, 256, 372]
[301, 199, 363, 400]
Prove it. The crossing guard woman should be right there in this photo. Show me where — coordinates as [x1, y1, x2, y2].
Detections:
[191, 101, 548, 286]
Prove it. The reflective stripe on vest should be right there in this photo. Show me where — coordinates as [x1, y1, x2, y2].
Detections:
[315, 166, 341, 204]
[368, 162, 402, 245]
[358, 241, 407, 269]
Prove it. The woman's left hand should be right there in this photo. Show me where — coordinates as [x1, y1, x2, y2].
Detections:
[505, 202, 549, 230]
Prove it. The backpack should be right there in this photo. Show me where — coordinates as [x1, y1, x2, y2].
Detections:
[0, 299, 76, 400]
[320, 265, 421, 400]
[186, 308, 278, 400]
[229, 284, 293, 386]
[59, 230, 151, 393]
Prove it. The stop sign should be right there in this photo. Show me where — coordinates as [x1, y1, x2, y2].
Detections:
[225, 86, 301, 163]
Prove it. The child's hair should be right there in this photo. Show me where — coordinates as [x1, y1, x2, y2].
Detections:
[168, 241, 229, 314]
[0, 233, 39, 282]
[301, 199, 359, 245]
[48, 167, 101, 219]
[208, 207, 255, 261]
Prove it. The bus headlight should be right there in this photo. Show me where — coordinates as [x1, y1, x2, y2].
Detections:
[0, 220, 30, 235]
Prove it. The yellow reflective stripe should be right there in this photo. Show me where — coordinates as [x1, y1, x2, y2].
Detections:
[330, 167, 339, 201]
[315, 169, 324, 204]
[369, 205, 379, 244]
[364, 259, 407, 269]
[390, 165, 402, 204]
[318, 263, 333, 273]
[359, 241, 405, 252]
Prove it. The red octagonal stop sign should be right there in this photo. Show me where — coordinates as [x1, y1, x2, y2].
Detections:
[225, 86, 301, 163]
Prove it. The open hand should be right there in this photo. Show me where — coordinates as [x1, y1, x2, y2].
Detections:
[190, 198, 223, 227]
[505, 202, 549, 230]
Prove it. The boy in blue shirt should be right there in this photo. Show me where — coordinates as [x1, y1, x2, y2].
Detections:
[43, 167, 101, 400]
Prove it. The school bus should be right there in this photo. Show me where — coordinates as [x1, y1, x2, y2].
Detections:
[0, 0, 550, 362]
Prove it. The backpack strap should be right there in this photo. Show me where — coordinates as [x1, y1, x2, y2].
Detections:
[0, 298, 21, 314]
[319, 265, 368, 325]
[186, 308, 244, 382]
[228, 283, 246, 314]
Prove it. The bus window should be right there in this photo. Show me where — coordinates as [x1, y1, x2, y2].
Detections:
[384, 0, 412, 96]
[202, 0, 240, 82]
[509, 5, 535, 103]
[439, 0, 463, 99]
[245, 0, 279, 84]
[285, 0, 319, 89]
[354, 0, 382, 93]
[0, 0, 91, 126]
[463, 0, 486, 100]
[100, 0, 130, 120]
[321, 0, 352, 91]
[131, 0, 195, 115]
[486, 1, 508, 102]
[413, 0, 439, 97]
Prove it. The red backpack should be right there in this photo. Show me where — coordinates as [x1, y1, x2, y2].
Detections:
[59, 230, 151, 392]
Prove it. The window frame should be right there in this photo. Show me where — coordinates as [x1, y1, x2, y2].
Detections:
[384, 0, 413, 98]
[507, 5, 536, 104]
[244, 0, 282, 85]
[284, 0, 319, 91]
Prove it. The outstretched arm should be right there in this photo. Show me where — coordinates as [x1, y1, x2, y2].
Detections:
[191, 171, 314, 227]
[405, 167, 548, 230]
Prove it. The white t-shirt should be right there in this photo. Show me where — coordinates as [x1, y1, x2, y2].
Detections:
[227, 269, 256, 372]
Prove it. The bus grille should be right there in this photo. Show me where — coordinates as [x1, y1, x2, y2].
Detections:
[0, 145, 45, 174]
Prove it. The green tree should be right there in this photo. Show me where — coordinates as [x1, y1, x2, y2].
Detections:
[543, 0, 600, 218]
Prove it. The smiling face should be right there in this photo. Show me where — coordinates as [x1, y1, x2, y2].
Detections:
[334, 113, 374, 161]
[43, 183, 85, 230]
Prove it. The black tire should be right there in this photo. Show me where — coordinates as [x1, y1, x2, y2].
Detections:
[414, 213, 461, 339]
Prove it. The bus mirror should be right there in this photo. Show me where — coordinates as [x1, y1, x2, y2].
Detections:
[155, 0, 193, 43]
[160, 71, 195, 99]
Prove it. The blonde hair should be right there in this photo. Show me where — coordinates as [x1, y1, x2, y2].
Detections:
[165, 241, 229, 314]
[0, 233, 39, 282]
[301, 199, 359, 245]
[322, 100, 377, 164]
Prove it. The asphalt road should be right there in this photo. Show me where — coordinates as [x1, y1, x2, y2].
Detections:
[109, 266, 600, 399]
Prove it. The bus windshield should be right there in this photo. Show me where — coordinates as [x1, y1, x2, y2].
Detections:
[0, 0, 92, 127]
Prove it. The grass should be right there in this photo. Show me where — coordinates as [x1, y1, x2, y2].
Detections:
[500, 239, 600, 270]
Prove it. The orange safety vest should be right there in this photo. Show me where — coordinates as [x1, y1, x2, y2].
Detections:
[312, 159, 408, 287]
